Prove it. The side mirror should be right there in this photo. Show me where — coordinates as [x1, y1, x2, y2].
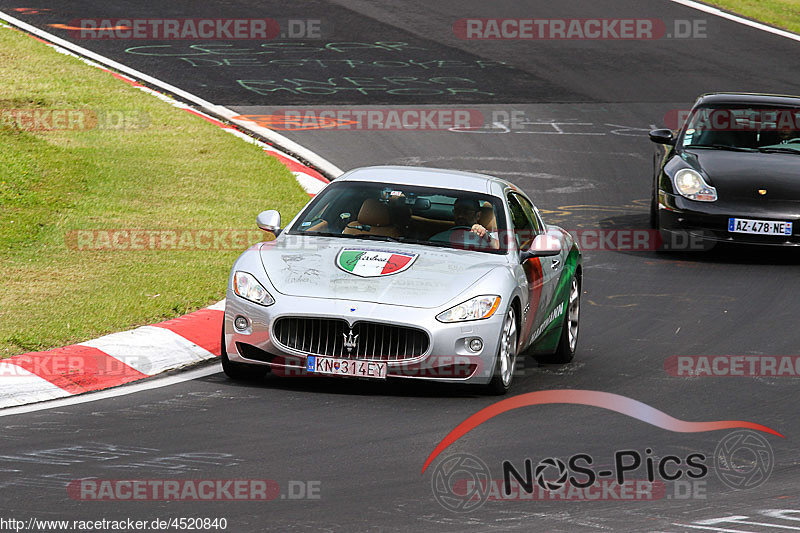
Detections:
[256, 210, 281, 233]
[519, 233, 561, 262]
[649, 128, 675, 145]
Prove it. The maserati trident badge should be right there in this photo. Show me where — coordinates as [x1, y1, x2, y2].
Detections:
[343, 329, 359, 353]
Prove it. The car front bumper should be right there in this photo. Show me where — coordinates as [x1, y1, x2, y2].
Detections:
[223, 289, 507, 384]
[658, 191, 800, 247]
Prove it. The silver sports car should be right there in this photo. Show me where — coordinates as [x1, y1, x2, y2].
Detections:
[222, 166, 582, 394]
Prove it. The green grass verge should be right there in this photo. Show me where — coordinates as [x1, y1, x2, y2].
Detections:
[705, 0, 800, 34]
[0, 25, 311, 357]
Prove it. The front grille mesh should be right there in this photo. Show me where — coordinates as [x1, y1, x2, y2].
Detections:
[272, 317, 429, 361]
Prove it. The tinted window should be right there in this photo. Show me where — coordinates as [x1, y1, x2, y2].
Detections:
[507, 193, 536, 248]
[681, 105, 800, 151]
[515, 193, 543, 235]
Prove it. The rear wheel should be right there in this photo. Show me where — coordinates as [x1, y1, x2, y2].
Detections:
[221, 327, 268, 380]
[538, 276, 580, 364]
[485, 307, 518, 395]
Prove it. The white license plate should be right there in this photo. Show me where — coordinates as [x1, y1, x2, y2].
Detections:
[306, 356, 387, 379]
[728, 218, 792, 236]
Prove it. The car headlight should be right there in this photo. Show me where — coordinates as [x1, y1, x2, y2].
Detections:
[436, 295, 501, 323]
[674, 169, 717, 202]
[233, 271, 275, 306]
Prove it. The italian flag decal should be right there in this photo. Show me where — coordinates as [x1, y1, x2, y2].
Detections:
[336, 249, 418, 277]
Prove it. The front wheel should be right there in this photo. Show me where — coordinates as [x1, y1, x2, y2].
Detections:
[650, 193, 675, 252]
[649, 193, 659, 229]
[539, 276, 580, 364]
[221, 327, 269, 380]
[485, 307, 518, 395]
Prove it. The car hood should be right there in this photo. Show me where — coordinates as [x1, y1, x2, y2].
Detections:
[259, 236, 509, 308]
[685, 150, 800, 201]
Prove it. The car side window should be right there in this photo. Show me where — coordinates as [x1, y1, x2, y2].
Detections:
[532, 205, 546, 233]
[507, 194, 534, 248]
[515, 194, 543, 235]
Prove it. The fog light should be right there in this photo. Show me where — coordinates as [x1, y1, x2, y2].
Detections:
[469, 338, 483, 352]
[234, 316, 249, 331]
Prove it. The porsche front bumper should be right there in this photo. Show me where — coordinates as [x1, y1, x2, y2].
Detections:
[658, 191, 800, 247]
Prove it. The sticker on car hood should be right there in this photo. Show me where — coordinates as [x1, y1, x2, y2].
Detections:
[336, 248, 418, 277]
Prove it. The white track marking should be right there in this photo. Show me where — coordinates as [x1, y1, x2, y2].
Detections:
[676, 526, 758, 533]
[207, 299, 226, 312]
[669, 0, 800, 43]
[80, 326, 215, 375]
[731, 522, 800, 531]
[0, 10, 343, 178]
[0, 363, 71, 408]
[763, 511, 800, 522]
[676, 511, 800, 532]
[0, 364, 222, 417]
[293, 172, 328, 194]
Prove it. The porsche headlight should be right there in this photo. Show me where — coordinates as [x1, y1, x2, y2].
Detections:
[233, 271, 275, 306]
[674, 169, 717, 202]
[436, 295, 501, 323]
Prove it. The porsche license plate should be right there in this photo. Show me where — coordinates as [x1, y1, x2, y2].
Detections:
[306, 356, 387, 379]
[728, 218, 792, 236]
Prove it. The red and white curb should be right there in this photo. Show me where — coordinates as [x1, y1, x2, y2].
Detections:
[0, 302, 225, 408]
[0, 15, 340, 408]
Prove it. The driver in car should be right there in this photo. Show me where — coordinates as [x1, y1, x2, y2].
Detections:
[430, 198, 499, 250]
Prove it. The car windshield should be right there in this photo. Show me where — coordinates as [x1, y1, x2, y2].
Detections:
[680, 105, 800, 153]
[287, 181, 508, 254]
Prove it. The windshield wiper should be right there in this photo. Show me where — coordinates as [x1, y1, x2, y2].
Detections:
[350, 233, 401, 243]
[298, 230, 400, 243]
[395, 237, 452, 249]
[758, 146, 800, 155]
[684, 144, 755, 152]
[298, 231, 341, 238]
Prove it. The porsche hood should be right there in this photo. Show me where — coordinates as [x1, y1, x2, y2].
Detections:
[258, 237, 508, 308]
[686, 150, 800, 202]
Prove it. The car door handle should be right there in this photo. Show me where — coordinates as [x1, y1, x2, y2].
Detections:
[551, 259, 560, 269]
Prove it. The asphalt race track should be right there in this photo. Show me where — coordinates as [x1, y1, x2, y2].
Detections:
[2, 1, 800, 531]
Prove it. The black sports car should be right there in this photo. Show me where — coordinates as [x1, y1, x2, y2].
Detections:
[649, 93, 800, 248]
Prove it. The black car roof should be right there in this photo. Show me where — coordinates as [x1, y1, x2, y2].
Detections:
[695, 92, 800, 107]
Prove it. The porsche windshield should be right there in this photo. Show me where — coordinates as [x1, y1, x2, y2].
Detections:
[681, 105, 800, 153]
[288, 181, 508, 254]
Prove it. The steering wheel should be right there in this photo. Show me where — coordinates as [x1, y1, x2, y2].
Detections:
[447, 227, 495, 250]
[447, 226, 474, 241]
